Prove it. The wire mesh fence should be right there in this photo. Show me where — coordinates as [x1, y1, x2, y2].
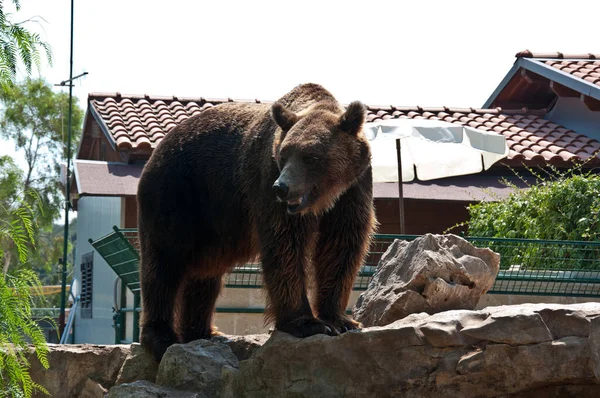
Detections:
[466, 236, 600, 296]
[96, 228, 600, 297]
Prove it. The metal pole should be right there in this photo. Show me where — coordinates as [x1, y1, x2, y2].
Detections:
[59, 0, 75, 338]
[396, 139, 405, 234]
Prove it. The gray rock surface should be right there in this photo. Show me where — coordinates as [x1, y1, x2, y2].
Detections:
[210, 333, 270, 361]
[354, 233, 500, 326]
[28, 303, 600, 398]
[222, 303, 600, 398]
[28, 344, 130, 398]
[155, 339, 239, 396]
[116, 343, 160, 385]
[107, 380, 203, 398]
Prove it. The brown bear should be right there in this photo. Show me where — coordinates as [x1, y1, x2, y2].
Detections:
[137, 83, 377, 361]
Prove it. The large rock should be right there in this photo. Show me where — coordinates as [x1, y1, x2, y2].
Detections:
[210, 334, 270, 361]
[107, 380, 203, 398]
[354, 233, 500, 327]
[28, 344, 130, 398]
[116, 343, 160, 385]
[114, 333, 269, 388]
[222, 303, 600, 398]
[155, 339, 239, 395]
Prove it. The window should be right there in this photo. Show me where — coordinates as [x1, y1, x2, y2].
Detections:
[80, 252, 94, 319]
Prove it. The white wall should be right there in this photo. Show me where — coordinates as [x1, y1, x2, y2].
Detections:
[73, 196, 122, 344]
[545, 96, 600, 142]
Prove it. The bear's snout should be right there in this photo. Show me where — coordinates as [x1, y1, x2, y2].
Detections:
[272, 180, 290, 201]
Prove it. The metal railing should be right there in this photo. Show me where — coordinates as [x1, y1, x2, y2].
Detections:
[92, 228, 600, 298]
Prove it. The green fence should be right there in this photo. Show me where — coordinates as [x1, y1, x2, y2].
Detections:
[90, 228, 600, 299]
[89, 228, 600, 343]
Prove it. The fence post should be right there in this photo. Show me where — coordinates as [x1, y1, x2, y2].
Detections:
[133, 292, 141, 343]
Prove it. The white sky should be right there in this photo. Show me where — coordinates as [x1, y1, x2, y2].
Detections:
[1, 0, 600, 166]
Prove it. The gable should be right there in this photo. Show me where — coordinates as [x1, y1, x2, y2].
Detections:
[484, 50, 600, 112]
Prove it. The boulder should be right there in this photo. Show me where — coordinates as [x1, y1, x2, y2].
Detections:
[354, 233, 500, 327]
[116, 343, 160, 385]
[155, 339, 239, 395]
[28, 344, 130, 398]
[210, 333, 270, 361]
[107, 380, 203, 398]
[113, 333, 268, 387]
[222, 303, 600, 398]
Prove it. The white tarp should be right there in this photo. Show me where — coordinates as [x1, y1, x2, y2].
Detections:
[364, 118, 509, 183]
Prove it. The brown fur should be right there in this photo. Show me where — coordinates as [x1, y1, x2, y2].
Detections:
[137, 83, 377, 361]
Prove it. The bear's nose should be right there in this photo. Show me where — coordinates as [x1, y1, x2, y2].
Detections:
[272, 181, 289, 200]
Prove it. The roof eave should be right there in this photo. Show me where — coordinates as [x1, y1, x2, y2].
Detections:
[520, 58, 600, 101]
[484, 57, 600, 108]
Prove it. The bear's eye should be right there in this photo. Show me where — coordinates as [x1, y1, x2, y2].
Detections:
[302, 156, 318, 165]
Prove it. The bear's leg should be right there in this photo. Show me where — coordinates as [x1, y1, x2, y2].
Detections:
[178, 276, 222, 343]
[313, 180, 375, 333]
[139, 249, 184, 362]
[259, 223, 337, 337]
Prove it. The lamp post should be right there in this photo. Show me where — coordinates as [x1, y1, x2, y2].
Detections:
[57, 0, 87, 340]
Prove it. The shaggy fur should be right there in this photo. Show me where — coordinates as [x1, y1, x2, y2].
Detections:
[137, 83, 377, 361]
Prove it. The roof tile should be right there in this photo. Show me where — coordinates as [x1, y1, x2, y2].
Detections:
[87, 93, 600, 165]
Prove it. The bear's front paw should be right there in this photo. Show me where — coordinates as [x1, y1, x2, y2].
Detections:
[320, 315, 362, 334]
[277, 316, 340, 337]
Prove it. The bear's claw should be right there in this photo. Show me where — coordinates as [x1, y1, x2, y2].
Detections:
[278, 316, 340, 338]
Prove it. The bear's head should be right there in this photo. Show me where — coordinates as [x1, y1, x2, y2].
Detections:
[270, 101, 371, 216]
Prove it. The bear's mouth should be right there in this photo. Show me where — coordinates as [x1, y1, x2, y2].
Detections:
[286, 193, 310, 214]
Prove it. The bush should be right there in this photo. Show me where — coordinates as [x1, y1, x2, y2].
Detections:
[458, 168, 600, 271]
[468, 170, 600, 241]
[467, 172, 600, 241]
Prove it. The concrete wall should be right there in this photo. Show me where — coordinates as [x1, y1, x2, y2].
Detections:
[213, 288, 364, 335]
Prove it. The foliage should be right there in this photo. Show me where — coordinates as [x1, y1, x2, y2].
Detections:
[0, 78, 83, 273]
[466, 169, 600, 241]
[33, 218, 76, 287]
[0, 156, 42, 274]
[0, 199, 49, 397]
[455, 166, 600, 270]
[0, 3, 54, 397]
[0, 0, 52, 89]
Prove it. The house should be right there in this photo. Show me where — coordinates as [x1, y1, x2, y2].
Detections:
[69, 51, 600, 344]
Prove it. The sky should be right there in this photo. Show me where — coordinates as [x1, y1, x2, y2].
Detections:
[1, 0, 599, 167]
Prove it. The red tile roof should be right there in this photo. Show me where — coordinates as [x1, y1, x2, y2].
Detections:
[516, 50, 600, 88]
[87, 93, 600, 166]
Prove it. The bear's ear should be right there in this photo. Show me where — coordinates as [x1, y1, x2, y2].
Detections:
[339, 101, 366, 135]
[271, 102, 298, 131]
